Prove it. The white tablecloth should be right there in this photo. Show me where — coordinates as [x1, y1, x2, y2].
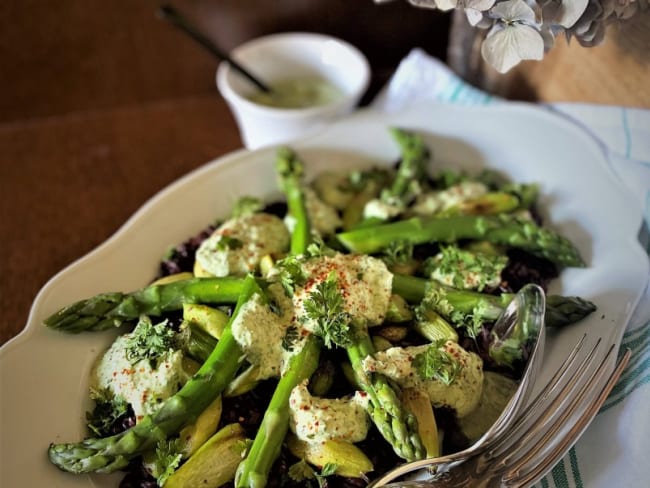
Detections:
[371, 49, 650, 488]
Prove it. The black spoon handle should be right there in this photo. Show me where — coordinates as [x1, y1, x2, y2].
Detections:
[157, 4, 272, 93]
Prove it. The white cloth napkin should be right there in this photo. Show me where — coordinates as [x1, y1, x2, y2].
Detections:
[371, 48, 650, 488]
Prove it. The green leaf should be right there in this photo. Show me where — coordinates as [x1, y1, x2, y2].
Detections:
[288, 459, 316, 482]
[303, 271, 352, 349]
[282, 325, 300, 352]
[86, 388, 129, 437]
[412, 340, 462, 385]
[381, 239, 414, 266]
[216, 235, 244, 252]
[423, 244, 507, 292]
[275, 255, 307, 296]
[319, 462, 338, 478]
[151, 438, 183, 486]
[123, 316, 176, 365]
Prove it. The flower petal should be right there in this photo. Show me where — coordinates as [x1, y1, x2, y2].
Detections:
[434, 0, 459, 11]
[481, 24, 544, 73]
[464, 8, 486, 26]
[407, 0, 441, 9]
[556, 0, 589, 28]
[465, 0, 496, 11]
[490, 0, 537, 23]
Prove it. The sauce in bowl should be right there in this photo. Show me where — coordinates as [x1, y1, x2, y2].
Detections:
[246, 78, 343, 109]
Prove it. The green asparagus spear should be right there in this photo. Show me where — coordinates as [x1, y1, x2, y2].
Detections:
[235, 337, 321, 488]
[392, 274, 596, 328]
[276, 147, 309, 255]
[337, 214, 585, 268]
[346, 333, 426, 462]
[48, 275, 259, 474]
[236, 147, 321, 488]
[44, 277, 245, 333]
[383, 127, 430, 202]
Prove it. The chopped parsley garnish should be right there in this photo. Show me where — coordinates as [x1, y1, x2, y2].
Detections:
[216, 235, 244, 251]
[282, 325, 300, 352]
[381, 239, 414, 266]
[124, 316, 175, 365]
[150, 438, 183, 487]
[423, 244, 507, 291]
[288, 460, 338, 487]
[275, 255, 307, 296]
[86, 388, 130, 437]
[412, 340, 462, 385]
[303, 271, 352, 349]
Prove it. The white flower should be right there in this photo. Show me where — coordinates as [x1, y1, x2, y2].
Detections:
[555, 0, 590, 27]
[464, 0, 497, 26]
[408, 0, 495, 25]
[481, 0, 545, 73]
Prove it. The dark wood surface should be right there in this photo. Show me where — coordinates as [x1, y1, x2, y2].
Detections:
[0, 0, 451, 345]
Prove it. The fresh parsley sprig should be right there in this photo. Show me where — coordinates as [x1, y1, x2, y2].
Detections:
[288, 460, 338, 488]
[302, 271, 352, 349]
[124, 316, 176, 365]
[381, 239, 414, 267]
[275, 255, 307, 296]
[150, 438, 183, 487]
[412, 340, 462, 385]
[86, 388, 130, 437]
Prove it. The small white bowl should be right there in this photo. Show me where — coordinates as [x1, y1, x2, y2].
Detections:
[217, 32, 370, 149]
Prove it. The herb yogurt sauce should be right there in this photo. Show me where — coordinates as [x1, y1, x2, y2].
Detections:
[293, 253, 393, 334]
[246, 78, 343, 109]
[196, 213, 290, 277]
[289, 380, 370, 443]
[362, 341, 484, 418]
[92, 335, 191, 422]
[231, 283, 305, 380]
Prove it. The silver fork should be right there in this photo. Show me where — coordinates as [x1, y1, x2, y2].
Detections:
[370, 337, 631, 487]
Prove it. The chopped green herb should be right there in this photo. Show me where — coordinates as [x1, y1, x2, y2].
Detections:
[413, 340, 462, 385]
[86, 388, 129, 437]
[303, 271, 352, 349]
[124, 316, 175, 365]
[381, 239, 414, 266]
[216, 235, 244, 251]
[275, 255, 307, 296]
[150, 438, 183, 486]
[282, 325, 300, 352]
[287, 460, 338, 488]
[424, 244, 507, 291]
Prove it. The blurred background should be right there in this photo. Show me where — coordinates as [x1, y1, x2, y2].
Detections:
[0, 0, 648, 343]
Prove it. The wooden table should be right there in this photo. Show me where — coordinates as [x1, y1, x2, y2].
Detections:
[0, 97, 243, 345]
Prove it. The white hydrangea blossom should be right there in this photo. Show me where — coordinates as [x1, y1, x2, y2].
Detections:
[398, 0, 645, 72]
[481, 0, 545, 73]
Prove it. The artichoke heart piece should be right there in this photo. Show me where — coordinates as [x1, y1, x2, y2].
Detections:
[179, 396, 223, 458]
[165, 423, 250, 488]
[286, 434, 373, 478]
[401, 388, 440, 458]
[183, 303, 229, 339]
[150, 272, 195, 286]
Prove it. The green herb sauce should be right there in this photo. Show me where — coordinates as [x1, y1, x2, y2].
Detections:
[247, 78, 343, 109]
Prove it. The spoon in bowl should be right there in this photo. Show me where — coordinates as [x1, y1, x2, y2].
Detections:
[157, 4, 272, 93]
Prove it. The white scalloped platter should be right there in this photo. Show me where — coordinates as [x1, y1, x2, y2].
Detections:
[1, 102, 648, 488]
